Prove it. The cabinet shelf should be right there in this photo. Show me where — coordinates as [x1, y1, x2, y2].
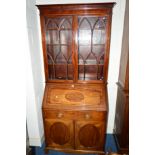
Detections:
[79, 28, 105, 30]
[47, 28, 72, 31]
[78, 44, 105, 46]
[78, 64, 103, 66]
[49, 77, 73, 80]
[47, 44, 71, 46]
[48, 63, 72, 65]
[47, 28, 105, 31]
[47, 44, 105, 46]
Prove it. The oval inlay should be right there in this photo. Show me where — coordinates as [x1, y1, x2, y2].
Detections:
[79, 124, 100, 147]
[50, 122, 70, 145]
[65, 92, 84, 102]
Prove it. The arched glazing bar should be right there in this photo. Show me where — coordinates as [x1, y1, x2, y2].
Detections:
[45, 17, 73, 80]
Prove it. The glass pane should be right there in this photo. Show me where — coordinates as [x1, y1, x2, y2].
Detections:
[79, 30, 91, 45]
[45, 17, 73, 80]
[55, 65, 67, 79]
[46, 19, 58, 29]
[92, 45, 105, 64]
[60, 19, 72, 29]
[55, 52, 66, 64]
[46, 30, 59, 45]
[85, 53, 97, 64]
[78, 16, 107, 80]
[60, 30, 72, 44]
[47, 45, 60, 60]
[78, 46, 91, 64]
[61, 45, 72, 63]
[85, 65, 97, 80]
[93, 30, 106, 44]
[79, 18, 92, 29]
[94, 17, 106, 29]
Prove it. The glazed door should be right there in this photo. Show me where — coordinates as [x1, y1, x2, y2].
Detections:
[44, 16, 74, 81]
[77, 16, 108, 81]
[44, 119, 74, 149]
[75, 121, 105, 151]
[43, 15, 109, 83]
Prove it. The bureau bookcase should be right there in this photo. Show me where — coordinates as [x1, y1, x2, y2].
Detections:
[37, 3, 115, 154]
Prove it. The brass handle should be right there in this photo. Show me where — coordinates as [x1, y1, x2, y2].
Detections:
[57, 112, 63, 118]
[85, 114, 91, 119]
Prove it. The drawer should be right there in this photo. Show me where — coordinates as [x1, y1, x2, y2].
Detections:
[76, 111, 106, 121]
[43, 110, 75, 120]
[43, 110, 106, 121]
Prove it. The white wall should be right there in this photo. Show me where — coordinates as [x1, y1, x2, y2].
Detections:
[26, 0, 126, 146]
[26, 0, 45, 146]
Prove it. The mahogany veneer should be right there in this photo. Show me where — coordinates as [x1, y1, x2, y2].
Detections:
[37, 3, 115, 154]
[113, 1, 129, 153]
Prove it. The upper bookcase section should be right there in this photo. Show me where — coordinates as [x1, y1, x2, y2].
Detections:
[37, 3, 115, 84]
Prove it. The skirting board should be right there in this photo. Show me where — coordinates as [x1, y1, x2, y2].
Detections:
[29, 135, 45, 147]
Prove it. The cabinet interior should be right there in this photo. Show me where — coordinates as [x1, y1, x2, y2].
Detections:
[45, 16, 107, 81]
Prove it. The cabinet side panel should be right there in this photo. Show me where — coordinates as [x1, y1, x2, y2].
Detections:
[114, 86, 129, 152]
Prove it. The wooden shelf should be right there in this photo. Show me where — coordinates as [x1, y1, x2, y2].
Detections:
[47, 44, 71, 46]
[48, 63, 103, 66]
[49, 77, 73, 80]
[78, 64, 104, 66]
[47, 28, 72, 30]
[79, 44, 105, 46]
[79, 28, 105, 30]
[47, 44, 104, 46]
[48, 63, 73, 65]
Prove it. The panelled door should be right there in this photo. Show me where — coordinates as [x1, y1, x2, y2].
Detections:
[75, 121, 106, 150]
[44, 119, 74, 149]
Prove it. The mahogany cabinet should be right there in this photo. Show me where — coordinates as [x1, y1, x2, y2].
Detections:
[113, 83, 129, 154]
[113, 0, 129, 152]
[37, 3, 115, 154]
[113, 60, 129, 154]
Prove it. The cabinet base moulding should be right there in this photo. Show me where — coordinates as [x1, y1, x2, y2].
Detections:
[44, 147, 105, 154]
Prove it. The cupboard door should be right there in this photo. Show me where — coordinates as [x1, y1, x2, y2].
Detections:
[45, 16, 73, 80]
[44, 119, 74, 149]
[77, 16, 107, 81]
[75, 121, 105, 151]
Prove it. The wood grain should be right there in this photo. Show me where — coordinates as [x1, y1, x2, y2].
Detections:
[37, 3, 115, 154]
[75, 121, 105, 151]
[37, 3, 114, 83]
[44, 119, 74, 149]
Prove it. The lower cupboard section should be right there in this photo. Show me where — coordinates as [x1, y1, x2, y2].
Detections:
[75, 121, 105, 151]
[44, 119, 106, 151]
[44, 119, 74, 149]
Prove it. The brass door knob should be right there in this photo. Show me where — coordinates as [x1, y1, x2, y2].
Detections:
[85, 114, 91, 119]
[57, 112, 63, 118]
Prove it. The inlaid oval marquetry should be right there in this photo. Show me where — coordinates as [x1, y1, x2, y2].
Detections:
[79, 124, 100, 147]
[65, 92, 84, 102]
[50, 122, 70, 145]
